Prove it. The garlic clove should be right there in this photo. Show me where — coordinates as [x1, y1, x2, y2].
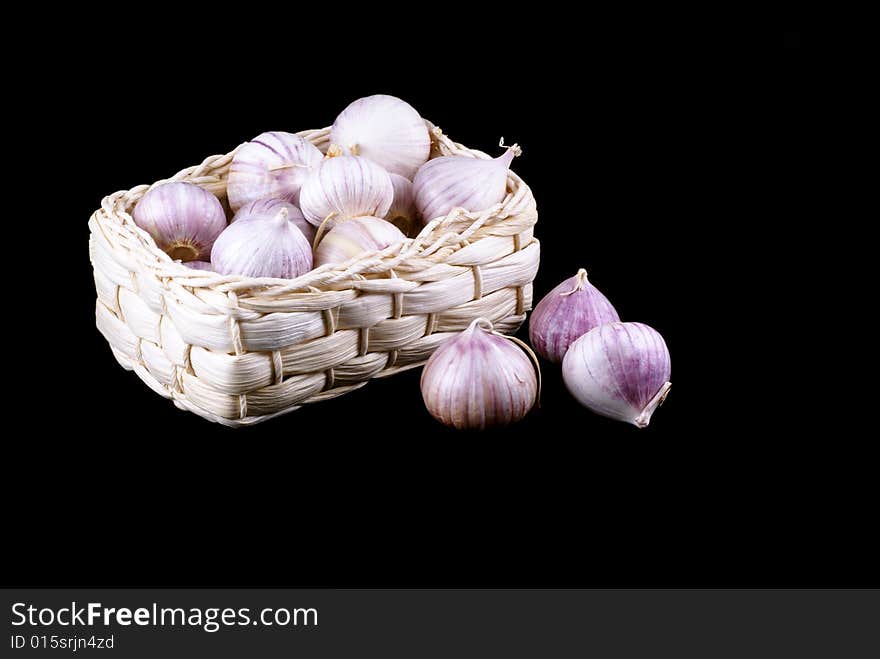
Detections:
[226, 131, 323, 212]
[420, 318, 539, 430]
[210, 207, 313, 279]
[413, 146, 518, 224]
[299, 155, 394, 228]
[329, 94, 431, 179]
[313, 216, 406, 267]
[529, 269, 620, 363]
[232, 197, 316, 245]
[562, 322, 671, 428]
[132, 181, 227, 262]
[385, 173, 419, 236]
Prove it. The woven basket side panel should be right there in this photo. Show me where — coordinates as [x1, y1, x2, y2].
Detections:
[92, 231, 538, 423]
[179, 281, 534, 397]
[91, 235, 540, 424]
[191, 233, 535, 419]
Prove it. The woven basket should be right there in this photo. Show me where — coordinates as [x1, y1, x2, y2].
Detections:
[89, 125, 540, 426]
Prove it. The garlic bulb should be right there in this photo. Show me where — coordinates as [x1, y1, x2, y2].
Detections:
[329, 94, 431, 179]
[529, 269, 620, 363]
[385, 173, 419, 235]
[420, 318, 538, 430]
[184, 261, 213, 271]
[226, 131, 323, 212]
[562, 322, 671, 428]
[413, 146, 518, 223]
[299, 155, 393, 228]
[211, 207, 313, 279]
[232, 197, 316, 245]
[313, 216, 406, 267]
[132, 182, 226, 261]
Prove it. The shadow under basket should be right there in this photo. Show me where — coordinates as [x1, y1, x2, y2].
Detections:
[89, 125, 540, 426]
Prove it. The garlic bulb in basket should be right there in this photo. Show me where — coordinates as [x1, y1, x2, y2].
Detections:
[226, 131, 323, 212]
[529, 269, 620, 363]
[232, 197, 315, 245]
[562, 322, 671, 428]
[385, 173, 419, 235]
[413, 145, 518, 223]
[329, 94, 431, 179]
[299, 155, 393, 229]
[313, 216, 406, 267]
[211, 207, 312, 279]
[132, 182, 226, 261]
[420, 318, 539, 430]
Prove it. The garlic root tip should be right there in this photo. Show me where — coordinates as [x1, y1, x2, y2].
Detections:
[167, 242, 200, 262]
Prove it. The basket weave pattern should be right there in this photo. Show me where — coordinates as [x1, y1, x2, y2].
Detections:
[89, 126, 540, 426]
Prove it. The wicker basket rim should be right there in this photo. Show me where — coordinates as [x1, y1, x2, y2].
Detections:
[90, 124, 538, 301]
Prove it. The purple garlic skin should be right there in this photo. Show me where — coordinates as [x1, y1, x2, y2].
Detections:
[562, 322, 671, 428]
[299, 155, 393, 227]
[420, 318, 537, 430]
[413, 147, 517, 224]
[226, 131, 323, 212]
[211, 208, 313, 279]
[132, 182, 227, 262]
[232, 197, 316, 245]
[529, 269, 620, 363]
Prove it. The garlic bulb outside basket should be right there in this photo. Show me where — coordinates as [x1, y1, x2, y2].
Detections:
[420, 318, 539, 430]
[232, 197, 316, 245]
[529, 269, 620, 363]
[562, 322, 671, 428]
[211, 207, 313, 279]
[226, 131, 323, 212]
[313, 216, 406, 268]
[132, 182, 227, 261]
[413, 146, 518, 224]
[329, 94, 431, 179]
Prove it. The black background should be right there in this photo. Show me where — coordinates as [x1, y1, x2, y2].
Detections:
[9, 24, 875, 588]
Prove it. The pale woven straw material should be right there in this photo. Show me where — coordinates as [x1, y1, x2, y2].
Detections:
[89, 125, 540, 426]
